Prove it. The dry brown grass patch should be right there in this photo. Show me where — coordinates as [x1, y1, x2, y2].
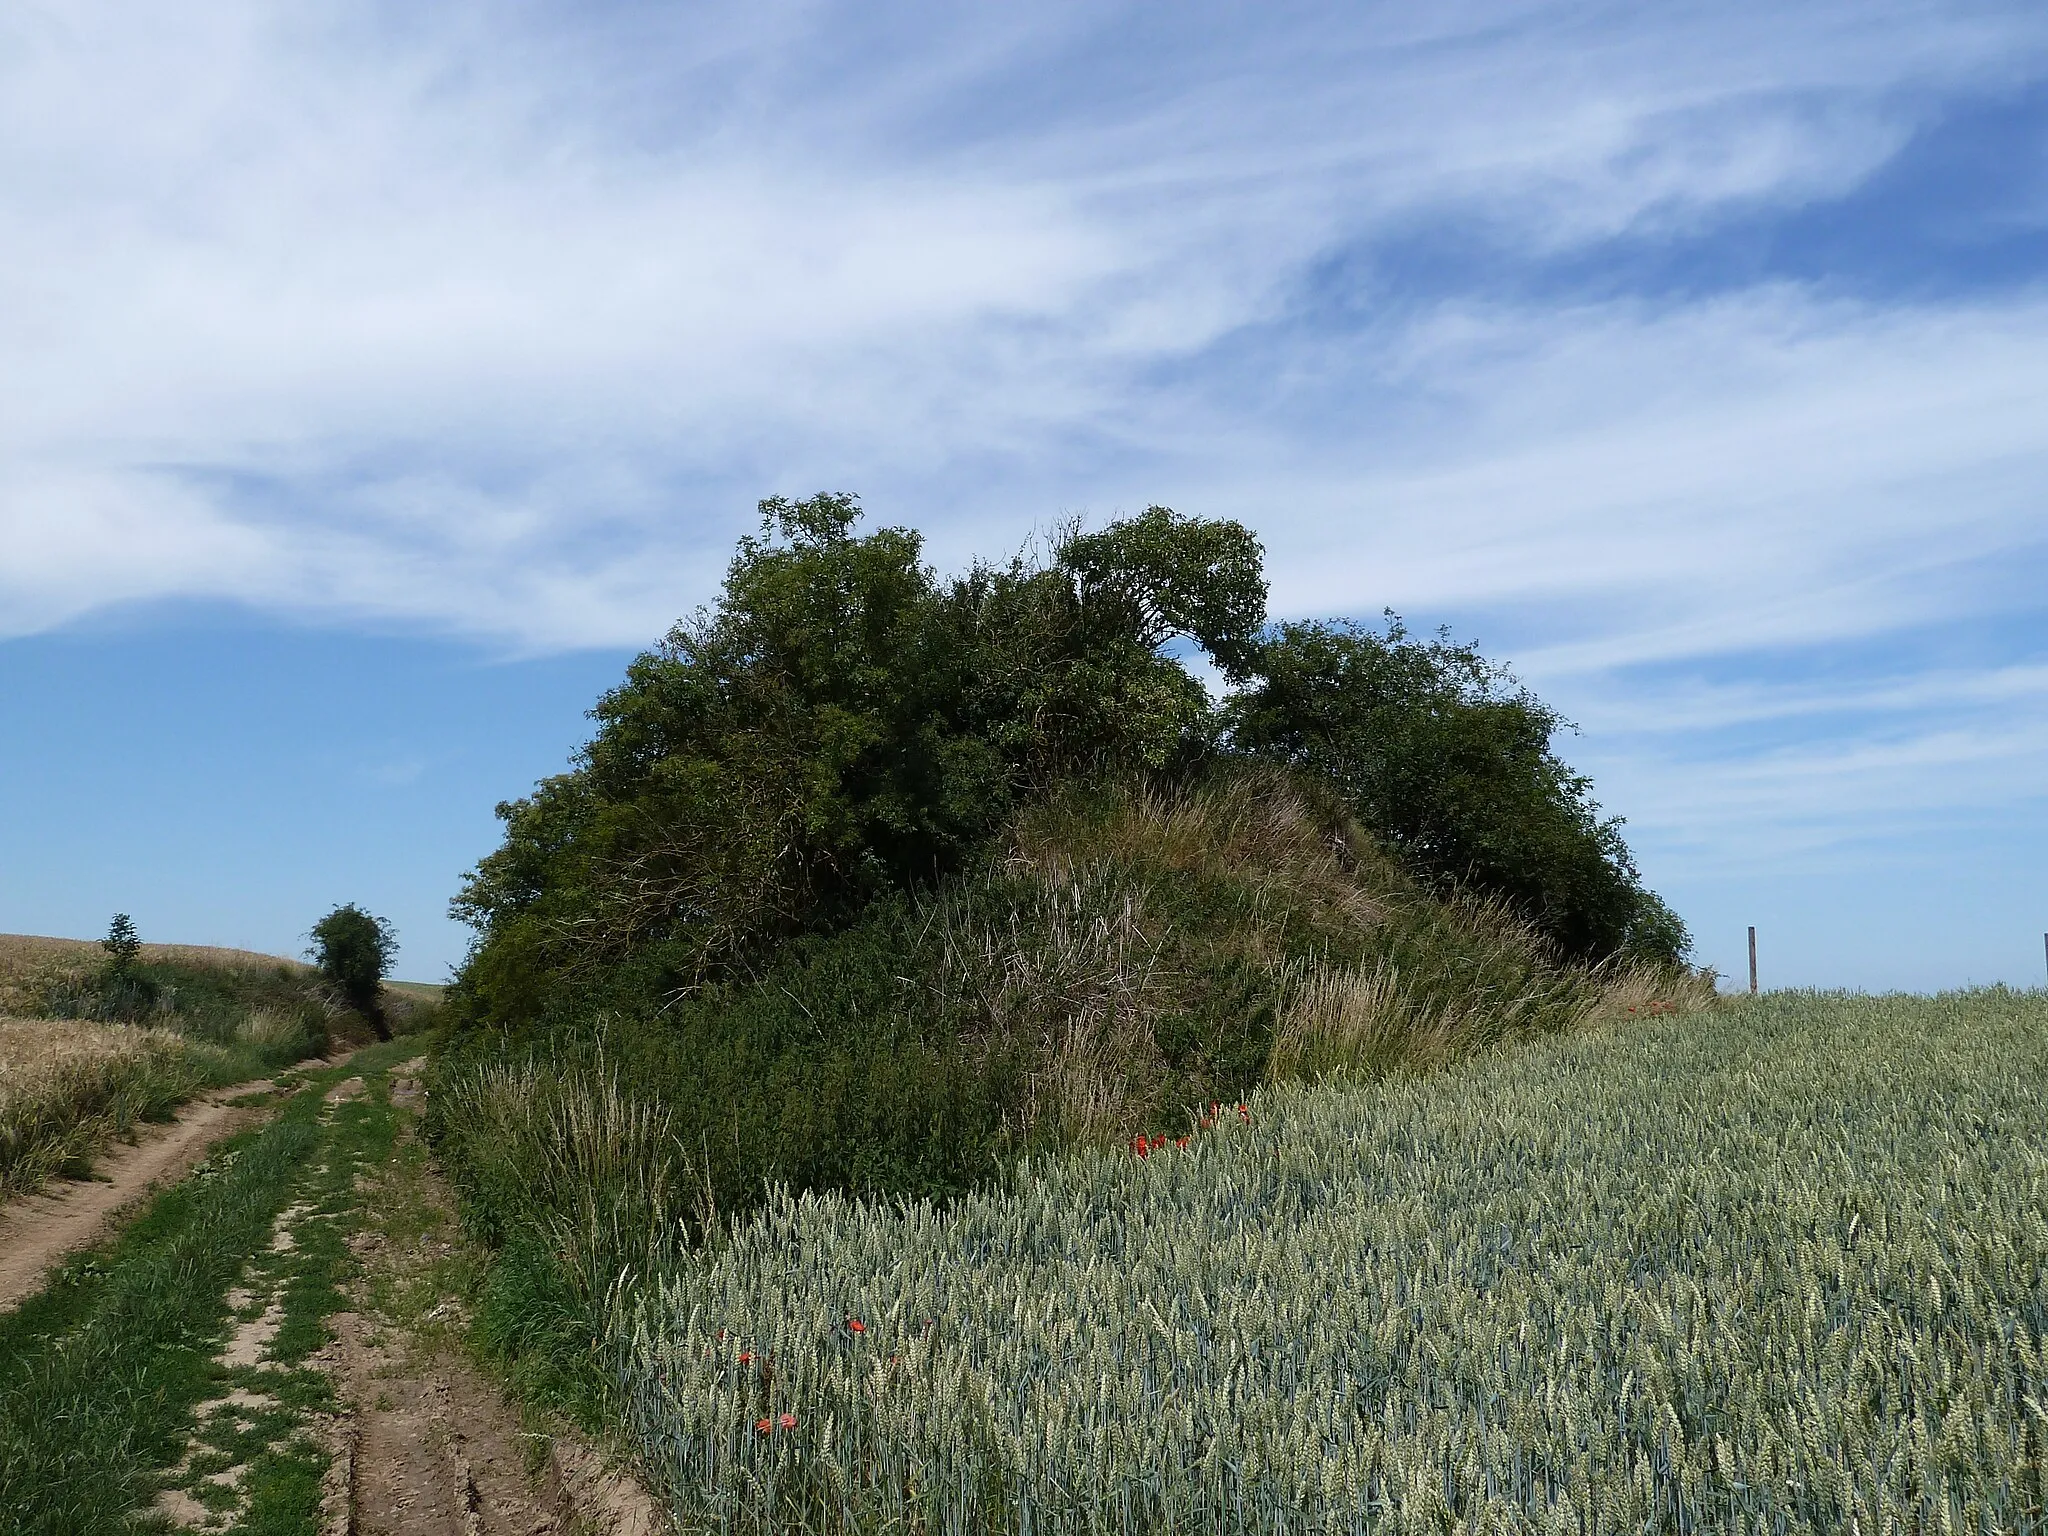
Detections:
[0, 932, 309, 1017]
[0, 1017, 205, 1197]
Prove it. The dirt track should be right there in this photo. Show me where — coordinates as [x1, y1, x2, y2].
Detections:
[0, 1084, 269, 1311]
[2, 1054, 663, 1533]
[324, 1308, 664, 1536]
[318, 1060, 664, 1536]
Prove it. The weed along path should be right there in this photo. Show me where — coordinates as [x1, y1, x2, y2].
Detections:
[0, 1077, 280, 1311]
[0, 1044, 659, 1536]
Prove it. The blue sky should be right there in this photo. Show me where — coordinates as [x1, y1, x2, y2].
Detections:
[3, 0, 2046, 989]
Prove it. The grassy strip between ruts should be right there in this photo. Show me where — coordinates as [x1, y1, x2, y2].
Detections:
[0, 1040, 417, 1536]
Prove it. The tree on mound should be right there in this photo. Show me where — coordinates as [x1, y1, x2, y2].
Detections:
[1227, 619, 1685, 962]
[451, 495, 1272, 1024]
[450, 495, 1686, 1030]
[100, 912, 142, 973]
[311, 904, 397, 1041]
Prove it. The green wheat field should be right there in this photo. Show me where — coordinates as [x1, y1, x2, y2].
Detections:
[616, 989, 2048, 1535]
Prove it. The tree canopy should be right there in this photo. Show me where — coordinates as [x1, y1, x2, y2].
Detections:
[452, 496, 1685, 1027]
[311, 903, 398, 1040]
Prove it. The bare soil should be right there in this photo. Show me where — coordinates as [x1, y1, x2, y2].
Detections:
[317, 1060, 663, 1536]
[0, 1083, 271, 1310]
[323, 1310, 650, 1536]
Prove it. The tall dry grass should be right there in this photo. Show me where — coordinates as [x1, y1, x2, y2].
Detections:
[1007, 770, 1392, 948]
[978, 773, 1707, 1119]
[0, 1018, 209, 1198]
[1269, 949, 1715, 1081]
[0, 929, 353, 1066]
[918, 865, 1163, 1146]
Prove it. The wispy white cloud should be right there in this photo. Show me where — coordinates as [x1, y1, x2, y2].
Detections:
[1577, 708, 2048, 868]
[4, 0, 2048, 917]
[1238, 289, 2048, 650]
[5, 0, 2044, 641]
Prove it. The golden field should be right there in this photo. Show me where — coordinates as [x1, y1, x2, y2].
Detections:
[0, 932, 306, 1017]
[0, 1016, 205, 1198]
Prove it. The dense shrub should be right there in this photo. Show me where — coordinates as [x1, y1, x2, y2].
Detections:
[1228, 618, 1686, 962]
[452, 499, 1682, 1043]
[310, 903, 398, 1041]
[451, 496, 1267, 1025]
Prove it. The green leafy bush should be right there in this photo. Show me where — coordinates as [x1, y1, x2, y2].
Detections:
[450, 496, 1267, 1026]
[310, 903, 398, 1041]
[452, 498, 1680, 1041]
[1228, 617, 1685, 961]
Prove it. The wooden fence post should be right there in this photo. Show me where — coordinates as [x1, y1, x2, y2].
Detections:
[1748, 926, 1758, 996]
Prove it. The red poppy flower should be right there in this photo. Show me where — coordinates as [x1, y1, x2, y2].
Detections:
[779, 1413, 798, 1430]
[1174, 1136, 1188, 1149]
[1199, 1117, 1213, 1130]
[738, 1351, 754, 1365]
[847, 1319, 866, 1333]
[755, 1417, 772, 1435]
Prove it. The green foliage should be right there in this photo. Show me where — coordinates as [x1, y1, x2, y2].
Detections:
[35, 956, 333, 1068]
[1056, 504, 1269, 680]
[434, 904, 1024, 1263]
[99, 913, 141, 972]
[1228, 617, 1687, 962]
[617, 989, 2048, 1534]
[452, 496, 1266, 1020]
[310, 903, 397, 1040]
[452, 497, 1678, 1040]
[433, 496, 1700, 1423]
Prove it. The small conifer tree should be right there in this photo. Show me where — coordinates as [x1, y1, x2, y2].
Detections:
[100, 912, 142, 974]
